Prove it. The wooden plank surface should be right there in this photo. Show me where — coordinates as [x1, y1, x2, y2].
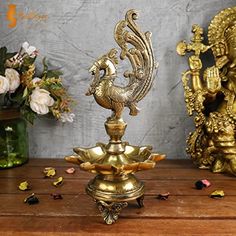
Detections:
[1, 194, 236, 218]
[1, 178, 236, 195]
[0, 158, 236, 235]
[1, 164, 233, 180]
[1, 217, 236, 236]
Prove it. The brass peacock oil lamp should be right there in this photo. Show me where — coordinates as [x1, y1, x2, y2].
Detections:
[65, 9, 165, 224]
[177, 6, 236, 176]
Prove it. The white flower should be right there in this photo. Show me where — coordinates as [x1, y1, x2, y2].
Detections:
[30, 88, 55, 115]
[5, 68, 20, 93]
[60, 112, 75, 123]
[0, 75, 10, 94]
[32, 77, 41, 86]
[22, 42, 37, 58]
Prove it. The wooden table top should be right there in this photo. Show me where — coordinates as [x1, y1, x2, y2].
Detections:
[0, 158, 236, 235]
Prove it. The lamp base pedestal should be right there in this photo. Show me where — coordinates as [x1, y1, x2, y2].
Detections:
[86, 173, 145, 224]
[65, 118, 165, 224]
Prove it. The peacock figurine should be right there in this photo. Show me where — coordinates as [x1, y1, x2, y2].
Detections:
[86, 9, 157, 119]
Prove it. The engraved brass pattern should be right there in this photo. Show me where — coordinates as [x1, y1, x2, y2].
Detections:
[177, 7, 236, 175]
[66, 9, 165, 224]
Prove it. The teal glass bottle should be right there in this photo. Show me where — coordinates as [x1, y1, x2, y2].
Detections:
[0, 109, 28, 168]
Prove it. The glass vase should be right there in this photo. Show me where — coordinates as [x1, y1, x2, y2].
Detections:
[0, 109, 28, 168]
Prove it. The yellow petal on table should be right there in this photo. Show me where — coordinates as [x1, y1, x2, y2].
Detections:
[18, 181, 31, 191]
[210, 190, 225, 199]
[43, 167, 56, 177]
[53, 177, 63, 187]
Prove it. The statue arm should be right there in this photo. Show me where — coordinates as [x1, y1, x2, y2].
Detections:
[187, 55, 203, 92]
[192, 71, 203, 92]
[187, 55, 221, 95]
[182, 56, 222, 119]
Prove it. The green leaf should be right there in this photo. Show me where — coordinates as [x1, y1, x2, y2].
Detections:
[0, 47, 7, 59]
[6, 52, 17, 59]
[46, 70, 63, 79]
[22, 56, 35, 70]
[42, 57, 48, 75]
[20, 106, 36, 124]
[42, 57, 63, 79]
[0, 48, 17, 75]
[0, 47, 7, 75]
[0, 94, 5, 106]
[9, 87, 26, 105]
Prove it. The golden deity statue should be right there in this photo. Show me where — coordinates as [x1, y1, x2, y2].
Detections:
[66, 9, 165, 224]
[177, 7, 236, 175]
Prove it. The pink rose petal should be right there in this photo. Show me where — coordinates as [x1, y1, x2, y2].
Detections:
[66, 167, 75, 174]
[202, 179, 211, 187]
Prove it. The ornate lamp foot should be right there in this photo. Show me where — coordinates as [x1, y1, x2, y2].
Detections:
[136, 195, 144, 208]
[96, 200, 128, 225]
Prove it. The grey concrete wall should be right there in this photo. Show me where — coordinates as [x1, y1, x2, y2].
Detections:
[0, 0, 235, 159]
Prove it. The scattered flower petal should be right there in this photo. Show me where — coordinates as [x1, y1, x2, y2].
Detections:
[202, 179, 211, 187]
[210, 190, 224, 199]
[195, 179, 211, 189]
[18, 181, 31, 191]
[51, 193, 63, 200]
[65, 167, 75, 174]
[43, 167, 56, 178]
[157, 192, 170, 200]
[24, 193, 39, 205]
[195, 180, 205, 190]
[53, 177, 63, 187]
